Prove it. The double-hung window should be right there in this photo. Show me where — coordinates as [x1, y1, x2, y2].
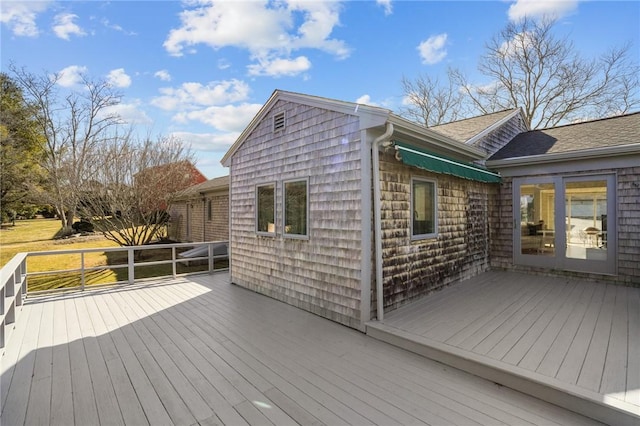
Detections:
[283, 179, 308, 238]
[412, 178, 437, 239]
[256, 183, 276, 235]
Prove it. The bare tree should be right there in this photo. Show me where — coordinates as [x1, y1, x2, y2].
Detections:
[9, 65, 122, 232]
[77, 134, 196, 247]
[452, 17, 639, 128]
[400, 70, 466, 127]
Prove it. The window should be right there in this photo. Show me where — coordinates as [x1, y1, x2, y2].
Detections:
[284, 179, 308, 238]
[273, 112, 285, 132]
[256, 184, 275, 235]
[412, 178, 437, 239]
[206, 199, 212, 221]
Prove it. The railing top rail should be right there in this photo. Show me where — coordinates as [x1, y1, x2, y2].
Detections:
[0, 252, 27, 283]
[25, 241, 228, 257]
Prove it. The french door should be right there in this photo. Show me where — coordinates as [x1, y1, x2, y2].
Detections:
[514, 174, 616, 275]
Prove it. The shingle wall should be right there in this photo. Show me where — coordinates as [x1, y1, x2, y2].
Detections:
[472, 113, 528, 158]
[228, 100, 364, 329]
[170, 192, 229, 243]
[376, 151, 498, 314]
[491, 168, 640, 285]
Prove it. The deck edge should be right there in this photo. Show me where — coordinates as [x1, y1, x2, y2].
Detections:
[366, 321, 640, 426]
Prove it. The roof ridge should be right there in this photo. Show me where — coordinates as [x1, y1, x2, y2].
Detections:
[430, 108, 519, 128]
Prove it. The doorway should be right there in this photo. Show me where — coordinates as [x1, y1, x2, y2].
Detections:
[513, 175, 616, 275]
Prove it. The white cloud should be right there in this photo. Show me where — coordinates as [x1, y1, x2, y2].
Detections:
[52, 13, 86, 40]
[154, 70, 172, 81]
[173, 103, 262, 133]
[57, 65, 88, 87]
[164, 1, 350, 77]
[499, 31, 534, 58]
[418, 33, 448, 65]
[217, 59, 231, 70]
[107, 68, 132, 88]
[355, 94, 379, 107]
[101, 18, 137, 36]
[0, 1, 51, 37]
[102, 100, 152, 125]
[247, 56, 311, 77]
[171, 131, 239, 152]
[508, 0, 579, 22]
[151, 79, 250, 111]
[377, 0, 393, 16]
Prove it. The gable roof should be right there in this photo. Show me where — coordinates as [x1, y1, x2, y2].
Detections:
[490, 112, 640, 161]
[221, 90, 491, 167]
[173, 175, 229, 200]
[220, 90, 390, 166]
[430, 109, 522, 143]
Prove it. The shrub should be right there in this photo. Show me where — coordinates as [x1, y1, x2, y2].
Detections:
[72, 220, 94, 233]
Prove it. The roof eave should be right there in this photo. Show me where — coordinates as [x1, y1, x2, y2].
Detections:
[486, 143, 640, 169]
[388, 114, 487, 161]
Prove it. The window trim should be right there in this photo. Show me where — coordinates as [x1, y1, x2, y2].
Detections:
[411, 177, 438, 240]
[206, 199, 212, 221]
[255, 182, 276, 236]
[283, 177, 309, 240]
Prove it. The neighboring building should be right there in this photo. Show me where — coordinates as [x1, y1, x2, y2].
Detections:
[221, 90, 640, 331]
[135, 161, 208, 211]
[169, 175, 229, 243]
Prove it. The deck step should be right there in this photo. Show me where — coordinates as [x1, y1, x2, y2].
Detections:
[366, 320, 640, 426]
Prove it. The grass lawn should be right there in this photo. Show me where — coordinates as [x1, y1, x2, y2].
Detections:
[1, 219, 226, 292]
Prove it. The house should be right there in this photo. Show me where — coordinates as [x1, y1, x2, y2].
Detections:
[487, 112, 640, 280]
[221, 90, 640, 331]
[135, 161, 208, 211]
[168, 175, 229, 243]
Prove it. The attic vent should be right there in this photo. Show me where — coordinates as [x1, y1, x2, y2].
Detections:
[273, 112, 286, 132]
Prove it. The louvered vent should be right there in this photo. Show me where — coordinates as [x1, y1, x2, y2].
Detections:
[273, 112, 285, 132]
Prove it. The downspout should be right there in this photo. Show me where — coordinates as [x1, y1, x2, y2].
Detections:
[372, 122, 394, 321]
[200, 192, 206, 242]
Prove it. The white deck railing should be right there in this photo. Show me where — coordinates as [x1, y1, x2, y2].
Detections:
[0, 241, 228, 349]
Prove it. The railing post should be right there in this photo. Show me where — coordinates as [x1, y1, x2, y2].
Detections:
[172, 246, 177, 279]
[128, 248, 135, 285]
[81, 252, 85, 291]
[208, 243, 214, 274]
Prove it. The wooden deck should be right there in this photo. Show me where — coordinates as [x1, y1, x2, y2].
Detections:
[1, 272, 604, 425]
[367, 271, 640, 425]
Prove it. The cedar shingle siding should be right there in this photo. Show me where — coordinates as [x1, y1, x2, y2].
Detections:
[229, 100, 365, 328]
[377, 152, 497, 314]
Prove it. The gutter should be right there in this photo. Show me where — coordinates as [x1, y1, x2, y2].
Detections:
[372, 122, 394, 322]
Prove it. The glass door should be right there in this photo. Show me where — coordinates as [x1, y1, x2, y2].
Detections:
[514, 179, 560, 269]
[514, 175, 616, 275]
[563, 176, 616, 274]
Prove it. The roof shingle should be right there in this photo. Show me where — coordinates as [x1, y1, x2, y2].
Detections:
[490, 112, 640, 160]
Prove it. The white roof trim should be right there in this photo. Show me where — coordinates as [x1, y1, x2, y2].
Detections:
[465, 108, 528, 145]
[221, 90, 389, 166]
[486, 143, 640, 169]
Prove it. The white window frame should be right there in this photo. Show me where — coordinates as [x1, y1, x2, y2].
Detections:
[283, 178, 309, 240]
[256, 182, 276, 236]
[411, 177, 438, 240]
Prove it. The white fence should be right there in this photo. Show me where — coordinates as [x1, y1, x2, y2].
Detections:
[0, 241, 228, 349]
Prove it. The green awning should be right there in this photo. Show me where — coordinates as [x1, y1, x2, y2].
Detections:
[394, 141, 501, 183]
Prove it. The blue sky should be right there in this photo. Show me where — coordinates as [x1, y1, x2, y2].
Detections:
[2, 1, 639, 178]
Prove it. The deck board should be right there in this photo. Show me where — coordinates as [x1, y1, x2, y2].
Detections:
[0, 272, 612, 425]
[371, 270, 639, 423]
